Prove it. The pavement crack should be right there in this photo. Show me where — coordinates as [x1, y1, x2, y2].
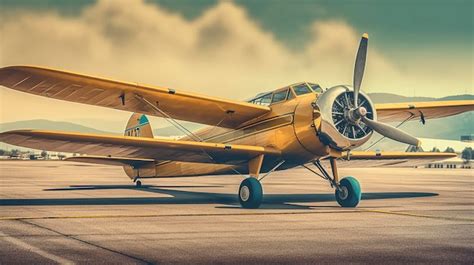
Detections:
[18, 219, 154, 265]
[0, 230, 75, 265]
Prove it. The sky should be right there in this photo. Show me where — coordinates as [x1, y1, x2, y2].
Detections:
[0, 0, 472, 129]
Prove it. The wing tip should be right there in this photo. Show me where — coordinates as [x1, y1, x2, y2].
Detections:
[0, 129, 41, 139]
[0, 65, 43, 72]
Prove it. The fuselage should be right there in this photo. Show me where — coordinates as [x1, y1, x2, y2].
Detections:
[124, 83, 332, 179]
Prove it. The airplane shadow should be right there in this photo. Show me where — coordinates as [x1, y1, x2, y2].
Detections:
[0, 184, 438, 209]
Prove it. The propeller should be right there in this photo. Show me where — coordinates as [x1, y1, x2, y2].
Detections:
[361, 116, 420, 146]
[353, 33, 368, 107]
[349, 33, 421, 147]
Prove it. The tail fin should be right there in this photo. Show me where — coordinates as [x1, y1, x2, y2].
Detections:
[123, 113, 155, 181]
[124, 113, 154, 138]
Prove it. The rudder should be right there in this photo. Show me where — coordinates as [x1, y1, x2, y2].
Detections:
[123, 113, 156, 181]
[124, 113, 154, 138]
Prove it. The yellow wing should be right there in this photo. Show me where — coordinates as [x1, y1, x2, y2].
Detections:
[332, 151, 456, 168]
[0, 66, 270, 128]
[375, 100, 474, 122]
[65, 155, 154, 167]
[0, 130, 280, 164]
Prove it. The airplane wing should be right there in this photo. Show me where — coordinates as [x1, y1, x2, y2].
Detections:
[0, 130, 281, 164]
[0, 66, 270, 128]
[375, 100, 474, 123]
[331, 151, 457, 168]
[66, 156, 154, 167]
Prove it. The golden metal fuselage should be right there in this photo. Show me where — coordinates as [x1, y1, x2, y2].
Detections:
[125, 92, 332, 179]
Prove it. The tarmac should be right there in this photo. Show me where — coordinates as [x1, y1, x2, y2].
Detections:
[0, 161, 472, 264]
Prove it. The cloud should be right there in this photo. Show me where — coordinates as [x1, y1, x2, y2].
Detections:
[0, 0, 471, 126]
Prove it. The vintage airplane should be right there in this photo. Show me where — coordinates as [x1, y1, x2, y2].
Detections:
[1, 33, 473, 208]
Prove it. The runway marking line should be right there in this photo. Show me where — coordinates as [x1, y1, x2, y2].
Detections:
[364, 209, 474, 222]
[0, 230, 75, 265]
[0, 209, 472, 222]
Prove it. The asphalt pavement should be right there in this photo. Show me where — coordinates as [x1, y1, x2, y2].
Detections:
[0, 161, 472, 264]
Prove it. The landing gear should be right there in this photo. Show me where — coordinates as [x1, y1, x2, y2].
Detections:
[135, 180, 142, 188]
[237, 157, 285, 209]
[133, 168, 142, 188]
[303, 158, 362, 207]
[238, 178, 263, 209]
[335, 176, 361, 207]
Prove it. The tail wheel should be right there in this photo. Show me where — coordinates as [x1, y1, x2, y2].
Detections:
[238, 178, 263, 209]
[335, 176, 361, 207]
[135, 180, 142, 188]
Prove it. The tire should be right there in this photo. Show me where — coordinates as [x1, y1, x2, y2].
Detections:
[238, 177, 263, 209]
[135, 180, 142, 187]
[335, 176, 361, 207]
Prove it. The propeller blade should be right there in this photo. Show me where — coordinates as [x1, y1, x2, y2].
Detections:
[362, 117, 420, 146]
[353, 33, 369, 107]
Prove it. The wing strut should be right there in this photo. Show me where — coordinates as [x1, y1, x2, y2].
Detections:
[303, 159, 341, 191]
[134, 93, 251, 177]
[258, 160, 286, 181]
[134, 94, 202, 141]
[134, 93, 239, 141]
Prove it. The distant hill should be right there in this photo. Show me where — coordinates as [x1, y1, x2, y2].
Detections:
[439, 94, 474, 101]
[0, 119, 116, 135]
[367, 93, 474, 104]
[0, 119, 204, 137]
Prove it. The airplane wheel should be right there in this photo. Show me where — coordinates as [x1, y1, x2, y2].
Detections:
[238, 177, 263, 209]
[335, 176, 361, 207]
[135, 180, 142, 187]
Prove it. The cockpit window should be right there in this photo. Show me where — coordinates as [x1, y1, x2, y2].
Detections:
[308, 83, 323, 93]
[293, 84, 312, 96]
[248, 93, 270, 106]
[271, 89, 289, 104]
[259, 93, 272, 106]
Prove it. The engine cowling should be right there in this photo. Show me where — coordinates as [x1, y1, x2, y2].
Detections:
[315, 85, 377, 150]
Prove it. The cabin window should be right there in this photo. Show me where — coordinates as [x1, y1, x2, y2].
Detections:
[287, 89, 295, 100]
[271, 89, 289, 104]
[293, 84, 312, 96]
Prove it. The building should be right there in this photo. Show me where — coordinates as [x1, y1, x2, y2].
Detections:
[427, 157, 472, 169]
[460, 134, 473, 142]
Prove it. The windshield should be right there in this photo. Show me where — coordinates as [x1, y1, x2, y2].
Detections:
[308, 83, 323, 93]
[293, 84, 312, 96]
